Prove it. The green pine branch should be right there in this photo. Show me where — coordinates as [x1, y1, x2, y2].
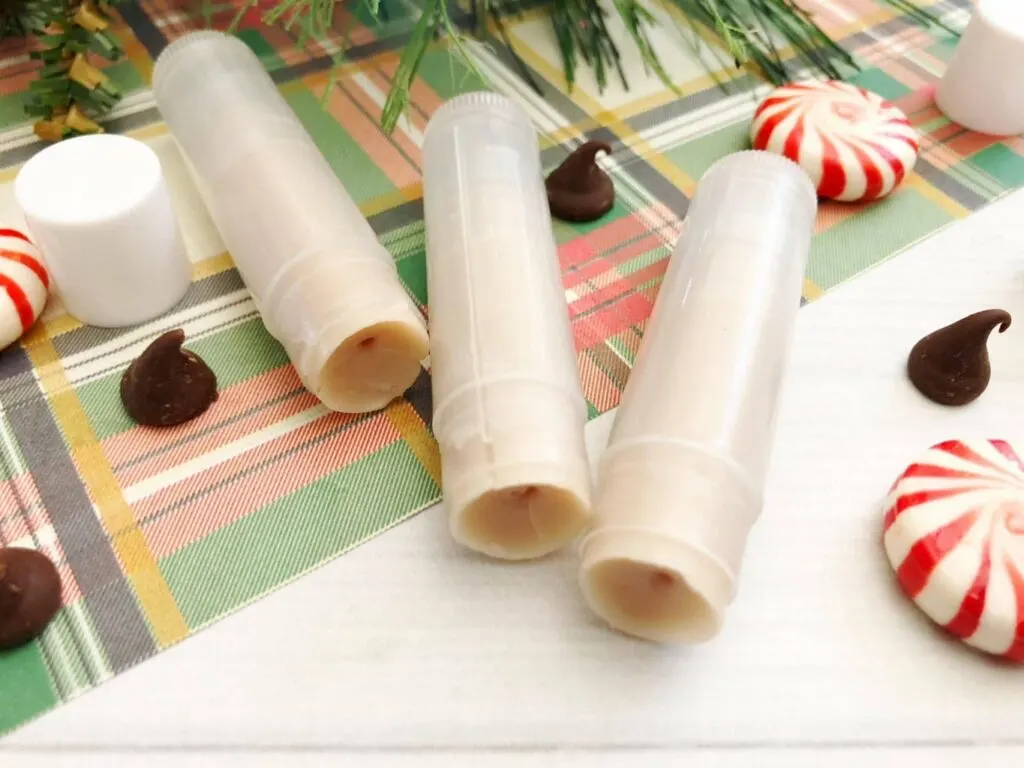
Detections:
[0, 0, 961, 140]
[19, 0, 127, 140]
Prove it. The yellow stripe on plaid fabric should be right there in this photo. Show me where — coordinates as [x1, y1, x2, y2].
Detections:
[907, 175, 971, 219]
[22, 330, 189, 647]
[386, 400, 441, 488]
[803, 277, 825, 303]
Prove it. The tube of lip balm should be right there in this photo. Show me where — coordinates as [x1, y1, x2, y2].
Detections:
[152, 31, 428, 413]
[422, 92, 591, 560]
[579, 151, 817, 643]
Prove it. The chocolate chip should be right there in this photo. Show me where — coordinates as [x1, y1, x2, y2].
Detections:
[0, 547, 62, 650]
[121, 329, 218, 427]
[907, 309, 1011, 406]
[545, 140, 615, 222]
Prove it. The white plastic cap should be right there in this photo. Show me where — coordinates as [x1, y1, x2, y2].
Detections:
[153, 31, 429, 412]
[936, 0, 1024, 136]
[423, 92, 591, 560]
[14, 134, 191, 328]
[580, 151, 816, 643]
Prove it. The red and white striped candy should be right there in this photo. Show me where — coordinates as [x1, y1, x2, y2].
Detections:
[751, 80, 920, 202]
[883, 439, 1024, 661]
[0, 228, 49, 350]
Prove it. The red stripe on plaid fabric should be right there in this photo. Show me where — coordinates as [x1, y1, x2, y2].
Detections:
[139, 412, 403, 559]
[569, 259, 667, 316]
[0, 273, 35, 331]
[0, 248, 49, 289]
[317, 80, 421, 189]
[564, 256, 614, 290]
[371, 51, 446, 123]
[558, 238, 598, 271]
[0, 475, 46, 544]
[944, 132, 1004, 159]
[104, 367, 319, 486]
[560, 210, 659, 278]
[349, 62, 432, 145]
[573, 293, 654, 349]
[577, 351, 619, 413]
[895, 85, 938, 117]
[340, 76, 423, 168]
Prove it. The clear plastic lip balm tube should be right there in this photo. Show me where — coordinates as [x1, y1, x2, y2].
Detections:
[422, 92, 592, 560]
[152, 31, 429, 413]
[579, 151, 817, 643]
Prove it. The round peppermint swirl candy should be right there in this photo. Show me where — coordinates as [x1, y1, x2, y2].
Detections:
[883, 439, 1024, 661]
[0, 228, 49, 350]
[751, 80, 920, 202]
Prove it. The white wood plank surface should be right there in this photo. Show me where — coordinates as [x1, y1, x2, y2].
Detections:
[4, 190, 1024, 764]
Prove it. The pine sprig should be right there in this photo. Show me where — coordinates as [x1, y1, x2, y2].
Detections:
[21, 0, 127, 141]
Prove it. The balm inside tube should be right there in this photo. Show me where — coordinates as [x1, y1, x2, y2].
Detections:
[152, 32, 428, 412]
[579, 151, 817, 642]
[423, 92, 591, 560]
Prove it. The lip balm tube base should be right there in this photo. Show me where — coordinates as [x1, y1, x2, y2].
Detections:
[261, 252, 429, 412]
[437, 381, 591, 560]
[579, 446, 758, 643]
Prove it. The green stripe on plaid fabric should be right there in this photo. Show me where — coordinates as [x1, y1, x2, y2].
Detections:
[1, 0, 1022, 737]
[161, 438, 439, 628]
[0, 643, 56, 732]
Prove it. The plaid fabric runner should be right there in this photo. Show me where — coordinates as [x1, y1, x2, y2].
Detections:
[0, 0, 1018, 736]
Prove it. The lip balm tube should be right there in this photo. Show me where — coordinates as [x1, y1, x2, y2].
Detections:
[152, 31, 428, 412]
[422, 92, 591, 560]
[579, 151, 817, 643]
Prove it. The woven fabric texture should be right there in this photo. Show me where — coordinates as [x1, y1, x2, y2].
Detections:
[0, 0, 1017, 735]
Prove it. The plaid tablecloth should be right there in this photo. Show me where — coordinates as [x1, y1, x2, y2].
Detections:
[1, 0, 1018, 736]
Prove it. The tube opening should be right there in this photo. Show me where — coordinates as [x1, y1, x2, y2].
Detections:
[317, 320, 428, 412]
[583, 558, 720, 643]
[454, 484, 589, 561]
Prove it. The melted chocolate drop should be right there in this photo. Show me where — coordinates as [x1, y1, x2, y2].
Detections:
[121, 329, 218, 427]
[545, 140, 615, 222]
[907, 309, 1011, 406]
[0, 547, 62, 650]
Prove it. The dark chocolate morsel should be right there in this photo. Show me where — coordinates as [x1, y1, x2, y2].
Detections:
[121, 329, 218, 427]
[907, 309, 1011, 406]
[545, 140, 615, 222]
[0, 547, 62, 650]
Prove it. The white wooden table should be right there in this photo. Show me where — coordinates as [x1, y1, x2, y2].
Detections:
[4, 189, 1024, 767]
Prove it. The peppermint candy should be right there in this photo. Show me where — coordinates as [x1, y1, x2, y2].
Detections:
[883, 439, 1024, 661]
[0, 228, 49, 350]
[751, 80, 920, 202]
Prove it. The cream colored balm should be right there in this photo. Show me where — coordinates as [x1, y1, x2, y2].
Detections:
[152, 32, 428, 413]
[422, 93, 591, 560]
[579, 151, 817, 643]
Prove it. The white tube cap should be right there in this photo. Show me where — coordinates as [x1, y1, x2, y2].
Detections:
[936, 0, 1024, 136]
[14, 134, 191, 328]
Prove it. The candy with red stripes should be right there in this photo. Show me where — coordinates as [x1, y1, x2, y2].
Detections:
[751, 80, 920, 202]
[0, 228, 49, 350]
[883, 439, 1024, 661]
